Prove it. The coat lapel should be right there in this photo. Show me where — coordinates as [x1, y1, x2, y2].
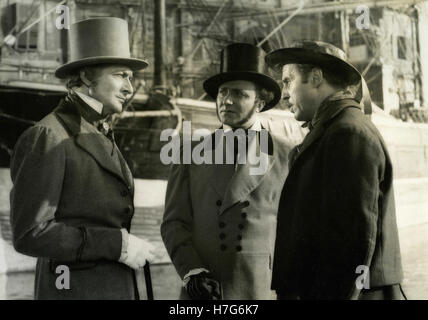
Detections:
[116, 147, 135, 194]
[290, 99, 361, 169]
[204, 132, 236, 198]
[54, 97, 130, 187]
[219, 129, 275, 215]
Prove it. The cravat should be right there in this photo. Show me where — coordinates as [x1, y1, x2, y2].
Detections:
[95, 120, 116, 155]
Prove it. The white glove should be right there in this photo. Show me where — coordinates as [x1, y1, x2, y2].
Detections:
[119, 229, 156, 270]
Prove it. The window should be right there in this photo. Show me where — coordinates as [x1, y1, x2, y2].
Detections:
[10, 3, 39, 52]
[350, 33, 365, 47]
[17, 29, 38, 50]
[397, 36, 407, 60]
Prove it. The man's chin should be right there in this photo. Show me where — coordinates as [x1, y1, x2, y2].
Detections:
[220, 116, 236, 127]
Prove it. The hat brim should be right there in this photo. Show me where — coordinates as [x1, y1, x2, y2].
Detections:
[266, 48, 361, 85]
[203, 71, 281, 111]
[55, 56, 149, 79]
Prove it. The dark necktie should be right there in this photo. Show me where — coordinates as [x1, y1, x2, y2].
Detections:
[95, 120, 116, 155]
[96, 120, 114, 141]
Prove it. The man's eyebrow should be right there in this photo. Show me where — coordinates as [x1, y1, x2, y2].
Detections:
[282, 73, 294, 82]
[112, 69, 133, 76]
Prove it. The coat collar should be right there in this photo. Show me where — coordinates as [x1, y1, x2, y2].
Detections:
[290, 98, 361, 169]
[204, 126, 275, 215]
[54, 95, 134, 191]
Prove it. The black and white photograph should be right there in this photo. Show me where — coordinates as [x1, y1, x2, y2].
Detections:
[0, 0, 427, 303]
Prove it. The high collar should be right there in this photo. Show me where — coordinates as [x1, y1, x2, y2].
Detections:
[290, 96, 362, 169]
[68, 91, 110, 126]
[74, 90, 104, 115]
[304, 89, 360, 131]
[222, 117, 262, 133]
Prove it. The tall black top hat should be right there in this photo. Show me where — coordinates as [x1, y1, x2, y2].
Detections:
[203, 43, 281, 111]
[55, 17, 148, 79]
[265, 40, 362, 86]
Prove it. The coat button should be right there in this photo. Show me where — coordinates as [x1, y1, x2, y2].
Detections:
[241, 212, 247, 219]
[219, 233, 226, 240]
[219, 222, 226, 229]
[124, 205, 133, 214]
[237, 235, 242, 241]
[238, 224, 244, 230]
[216, 200, 222, 206]
[220, 244, 227, 251]
[236, 245, 242, 252]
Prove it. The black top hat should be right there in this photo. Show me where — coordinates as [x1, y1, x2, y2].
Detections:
[265, 41, 362, 86]
[203, 43, 281, 111]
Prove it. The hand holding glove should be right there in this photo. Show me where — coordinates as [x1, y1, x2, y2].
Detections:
[119, 229, 156, 270]
[186, 272, 221, 300]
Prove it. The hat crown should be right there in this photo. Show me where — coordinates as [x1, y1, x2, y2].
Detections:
[69, 17, 131, 61]
[55, 17, 148, 78]
[203, 42, 281, 110]
[290, 40, 348, 62]
[220, 43, 267, 75]
[265, 40, 362, 85]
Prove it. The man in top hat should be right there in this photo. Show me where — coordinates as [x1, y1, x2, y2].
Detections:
[266, 41, 404, 300]
[161, 43, 293, 300]
[9, 17, 156, 300]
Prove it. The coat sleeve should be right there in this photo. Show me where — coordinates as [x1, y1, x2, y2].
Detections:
[10, 126, 122, 263]
[160, 161, 205, 279]
[313, 125, 384, 299]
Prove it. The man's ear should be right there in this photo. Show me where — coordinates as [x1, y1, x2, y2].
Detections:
[79, 69, 91, 87]
[310, 68, 323, 88]
[256, 98, 265, 112]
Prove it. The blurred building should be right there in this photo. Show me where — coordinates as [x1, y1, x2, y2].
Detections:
[0, 0, 426, 106]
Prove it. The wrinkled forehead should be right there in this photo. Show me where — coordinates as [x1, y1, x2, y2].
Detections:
[281, 64, 298, 80]
[218, 80, 257, 91]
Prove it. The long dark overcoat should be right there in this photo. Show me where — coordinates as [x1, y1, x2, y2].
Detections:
[272, 98, 403, 300]
[10, 95, 138, 300]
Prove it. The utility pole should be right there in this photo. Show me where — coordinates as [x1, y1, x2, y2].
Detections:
[153, 0, 167, 93]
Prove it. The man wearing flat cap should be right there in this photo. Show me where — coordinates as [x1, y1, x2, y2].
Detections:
[9, 17, 156, 300]
[161, 43, 293, 300]
[266, 41, 404, 300]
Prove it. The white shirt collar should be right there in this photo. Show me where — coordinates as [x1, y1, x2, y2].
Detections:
[222, 117, 261, 132]
[74, 91, 104, 115]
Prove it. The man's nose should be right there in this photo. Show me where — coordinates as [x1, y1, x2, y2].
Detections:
[224, 96, 233, 105]
[122, 78, 134, 97]
[222, 91, 233, 105]
[281, 87, 290, 104]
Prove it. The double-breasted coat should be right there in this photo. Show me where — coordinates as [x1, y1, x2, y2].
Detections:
[161, 120, 293, 299]
[10, 94, 138, 300]
[272, 97, 404, 300]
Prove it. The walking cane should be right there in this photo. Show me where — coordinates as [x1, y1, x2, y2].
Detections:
[144, 261, 154, 300]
